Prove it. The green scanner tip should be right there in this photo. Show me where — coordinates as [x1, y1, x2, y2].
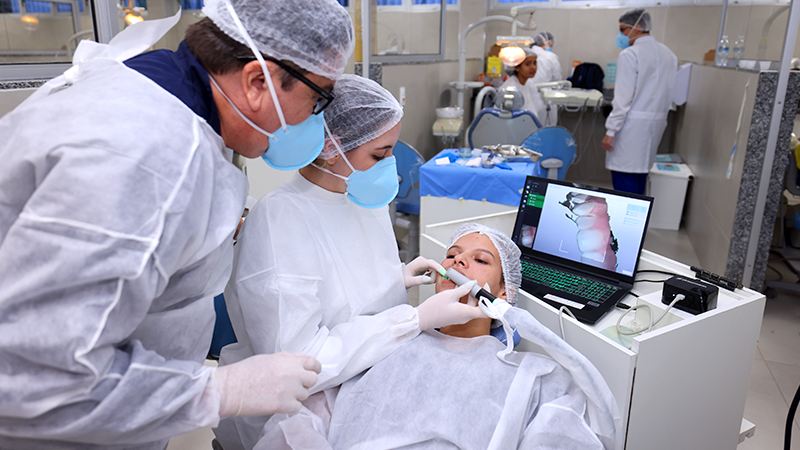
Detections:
[437, 267, 449, 279]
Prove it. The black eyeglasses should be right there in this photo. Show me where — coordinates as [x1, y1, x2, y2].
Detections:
[237, 55, 334, 115]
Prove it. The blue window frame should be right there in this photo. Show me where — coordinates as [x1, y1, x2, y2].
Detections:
[12, 0, 85, 13]
[181, 0, 202, 9]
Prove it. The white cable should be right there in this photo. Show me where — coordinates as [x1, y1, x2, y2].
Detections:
[615, 294, 685, 336]
[558, 305, 578, 341]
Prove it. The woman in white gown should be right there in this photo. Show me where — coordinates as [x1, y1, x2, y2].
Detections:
[259, 224, 622, 450]
[214, 75, 487, 450]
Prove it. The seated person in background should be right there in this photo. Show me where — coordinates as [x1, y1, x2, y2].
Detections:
[499, 47, 549, 127]
[259, 223, 619, 450]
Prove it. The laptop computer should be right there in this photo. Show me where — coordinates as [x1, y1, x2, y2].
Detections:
[511, 176, 654, 324]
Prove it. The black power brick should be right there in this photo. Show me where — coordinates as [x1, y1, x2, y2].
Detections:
[662, 275, 719, 315]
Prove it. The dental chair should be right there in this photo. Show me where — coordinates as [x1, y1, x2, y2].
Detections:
[391, 140, 424, 262]
[209, 294, 236, 360]
[521, 126, 577, 180]
[467, 86, 543, 150]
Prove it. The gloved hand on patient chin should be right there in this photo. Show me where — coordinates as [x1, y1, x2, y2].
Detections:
[214, 352, 321, 417]
[416, 280, 488, 331]
[402, 256, 446, 289]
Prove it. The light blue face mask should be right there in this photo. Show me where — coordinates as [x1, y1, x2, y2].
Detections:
[213, 0, 324, 170]
[616, 13, 644, 51]
[615, 32, 630, 50]
[208, 76, 325, 170]
[312, 123, 399, 209]
[545, 46, 552, 52]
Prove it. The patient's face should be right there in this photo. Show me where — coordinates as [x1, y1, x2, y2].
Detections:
[435, 232, 506, 338]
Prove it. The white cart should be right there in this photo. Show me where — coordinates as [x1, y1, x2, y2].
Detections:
[420, 211, 763, 450]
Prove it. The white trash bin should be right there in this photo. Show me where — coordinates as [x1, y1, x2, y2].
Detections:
[647, 162, 694, 230]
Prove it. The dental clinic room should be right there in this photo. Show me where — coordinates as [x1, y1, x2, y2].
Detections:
[2, 0, 800, 448]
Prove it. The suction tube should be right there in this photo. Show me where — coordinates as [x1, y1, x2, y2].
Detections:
[445, 268, 498, 303]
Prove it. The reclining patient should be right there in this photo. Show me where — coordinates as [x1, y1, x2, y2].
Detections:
[258, 224, 622, 450]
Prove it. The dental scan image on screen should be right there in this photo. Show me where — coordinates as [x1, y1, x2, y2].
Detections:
[529, 184, 650, 276]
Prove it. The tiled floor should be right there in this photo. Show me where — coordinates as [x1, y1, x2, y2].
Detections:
[644, 228, 800, 450]
[168, 228, 800, 450]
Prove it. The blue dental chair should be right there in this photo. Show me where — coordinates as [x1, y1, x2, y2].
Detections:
[521, 126, 577, 180]
[391, 140, 424, 262]
[209, 293, 236, 360]
[467, 86, 543, 150]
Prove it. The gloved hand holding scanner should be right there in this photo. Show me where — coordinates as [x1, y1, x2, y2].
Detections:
[402, 256, 446, 289]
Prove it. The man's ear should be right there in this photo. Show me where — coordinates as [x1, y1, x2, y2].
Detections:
[241, 60, 279, 112]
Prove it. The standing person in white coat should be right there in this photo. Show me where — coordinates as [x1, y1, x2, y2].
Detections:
[214, 74, 487, 450]
[0, 0, 356, 448]
[601, 8, 677, 195]
[531, 31, 563, 126]
[500, 47, 548, 126]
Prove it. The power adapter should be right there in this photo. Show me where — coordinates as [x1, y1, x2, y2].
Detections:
[662, 276, 719, 315]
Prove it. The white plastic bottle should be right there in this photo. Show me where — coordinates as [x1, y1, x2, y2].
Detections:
[715, 35, 730, 67]
[731, 36, 745, 67]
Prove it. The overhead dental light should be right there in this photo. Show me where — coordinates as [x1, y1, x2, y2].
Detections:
[120, 0, 147, 26]
[496, 37, 533, 67]
[450, 5, 537, 110]
[20, 14, 39, 31]
[125, 12, 144, 24]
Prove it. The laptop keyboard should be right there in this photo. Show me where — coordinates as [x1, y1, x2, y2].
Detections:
[521, 261, 619, 303]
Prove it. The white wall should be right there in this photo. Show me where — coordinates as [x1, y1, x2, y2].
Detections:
[483, 4, 798, 87]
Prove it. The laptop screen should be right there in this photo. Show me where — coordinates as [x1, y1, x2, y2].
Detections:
[511, 176, 654, 282]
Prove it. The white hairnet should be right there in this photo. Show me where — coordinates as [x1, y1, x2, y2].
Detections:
[202, 0, 355, 80]
[533, 31, 554, 47]
[503, 46, 536, 76]
[447, 223, 522, 305]
[619, 8, 651, 33]
[320, 74, 404, 159]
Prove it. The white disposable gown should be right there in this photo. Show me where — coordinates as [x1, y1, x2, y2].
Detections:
[0, 15, 247, 450]
[531, 46, 563, 84]
[215, 174, 417, 450]
[500, 74, 548, 127]
[257, 306, 622, 450]
[531, 45, 562, 126]
[605, 36, 677, 173]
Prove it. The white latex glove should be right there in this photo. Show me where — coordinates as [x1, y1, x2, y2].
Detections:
[215, 352, 321, 417]
[402, 256, 446, 289]
[416, 280, 488, 331]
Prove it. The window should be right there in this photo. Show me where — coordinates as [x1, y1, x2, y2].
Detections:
[181, 0, 202, 9]
[9, 0, 85, 13]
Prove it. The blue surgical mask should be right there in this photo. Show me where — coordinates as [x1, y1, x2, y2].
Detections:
[617, 13, 644, 51]
[616, 32, 630, 50]
[208, 76, 325, 170]
[545, 46, 552, 52]
[214, 0, 324, 170]
[312, 123, 399, 209]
